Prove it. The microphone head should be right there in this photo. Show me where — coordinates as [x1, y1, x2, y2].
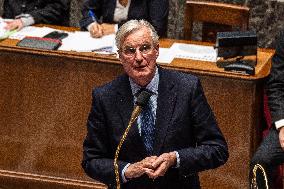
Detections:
[136, 90, 152, 107]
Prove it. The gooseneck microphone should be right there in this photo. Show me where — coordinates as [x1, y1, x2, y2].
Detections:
[114, 90, 152, 189]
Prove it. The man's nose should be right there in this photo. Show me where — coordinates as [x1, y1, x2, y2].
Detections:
[134, 49, 143, 63]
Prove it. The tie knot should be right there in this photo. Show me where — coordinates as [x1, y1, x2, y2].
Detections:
[135, 88, 154, 97]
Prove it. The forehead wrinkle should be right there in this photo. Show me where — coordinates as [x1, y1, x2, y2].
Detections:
[122, 28, 152, 48]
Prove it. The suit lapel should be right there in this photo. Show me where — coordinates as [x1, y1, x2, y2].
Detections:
[115, 75, 146, 156]
[153, 69, 177, 155]
[116, 76, 133, 129]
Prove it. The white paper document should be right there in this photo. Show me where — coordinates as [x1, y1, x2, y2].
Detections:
[3, 24, 217, 63]
[59, 31, 116, 52]
[0, 18, 7, 39]
[157, 48, 175, 64]
[170, 43, 217, 62]
[0, 18, 16, 40]
[9, 26, 57, 40]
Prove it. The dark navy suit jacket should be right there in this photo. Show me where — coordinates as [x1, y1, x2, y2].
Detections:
[2, 0, 70, 26]
[267, 30, 284, 123]
[79, 0, 168, 37]
[82, 68, 228, 189]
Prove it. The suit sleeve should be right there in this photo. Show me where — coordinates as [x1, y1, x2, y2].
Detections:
[267, 31, 284, 123]
[81, 89, 128, 188]
[28, 0, 70, 25]
[148, 0, 169, 37]
[80, 0, 102, 30]
[2, 0, 11, 18]
[177, 79, 229, 176]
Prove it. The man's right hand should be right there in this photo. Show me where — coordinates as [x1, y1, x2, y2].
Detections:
[124, 156, 157, 180]
[279, 127, 284, 150]
[89, 22, 103, 38]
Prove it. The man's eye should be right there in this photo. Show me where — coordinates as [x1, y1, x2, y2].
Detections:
[124, 47, 136, 54]
[140, 45, 151, 52]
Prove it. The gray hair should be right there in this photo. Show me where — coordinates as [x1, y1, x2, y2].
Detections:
[115, 19, 159, 50]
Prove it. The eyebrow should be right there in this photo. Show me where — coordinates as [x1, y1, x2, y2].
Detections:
[123, 42, 152, 48]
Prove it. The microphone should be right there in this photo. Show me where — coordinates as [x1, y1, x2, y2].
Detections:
[129, 90, 152, 124]
[114, 89, 152, 189]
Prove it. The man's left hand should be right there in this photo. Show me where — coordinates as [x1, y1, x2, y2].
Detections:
[101, 23, 115, 35]
[145, 152, 176, 179]
[279, 127, 284, 150]
[4, 19, 24, 31]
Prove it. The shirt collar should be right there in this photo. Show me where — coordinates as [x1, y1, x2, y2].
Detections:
[129, 67, 159, 96]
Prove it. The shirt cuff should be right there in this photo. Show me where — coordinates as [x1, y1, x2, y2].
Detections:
[275, 119, 284, 130]
[174, 151, 180, 168]
[16, 14, 35, 27]
[87, 22, 97, 32]
[121, 163, 131, 183]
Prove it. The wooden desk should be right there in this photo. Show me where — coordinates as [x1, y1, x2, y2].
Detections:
[0, 29, 274, 189]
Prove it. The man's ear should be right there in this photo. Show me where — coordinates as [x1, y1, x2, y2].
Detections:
[155, 44, 159, 50]
[155, 44, 159, 58]
[117, 49, 123, 62]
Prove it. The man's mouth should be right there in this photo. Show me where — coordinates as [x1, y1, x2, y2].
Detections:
[135, 65, 147, 70]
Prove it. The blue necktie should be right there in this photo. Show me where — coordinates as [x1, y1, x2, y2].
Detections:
[140, 98, 155, 155]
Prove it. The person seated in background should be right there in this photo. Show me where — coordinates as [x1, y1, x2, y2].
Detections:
[81, 19, 228, 189]
[250, 30, 284, 188]
[79, 0, 168, 38]
[2, 0, 71, 31]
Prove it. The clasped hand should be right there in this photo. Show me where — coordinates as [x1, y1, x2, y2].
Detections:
[124, 152, 176, 180]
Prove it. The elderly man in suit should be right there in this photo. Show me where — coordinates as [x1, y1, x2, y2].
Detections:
[2, 0, 70, 31]
[79, 0, 168, 38]
[82, 19, 228, 189]
[250, 31, 284, 189]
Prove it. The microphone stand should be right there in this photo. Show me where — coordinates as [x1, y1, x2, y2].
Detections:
[250, 164, 269, 189]
[113, 90, 152, 189]
[114, 105, 142, 189]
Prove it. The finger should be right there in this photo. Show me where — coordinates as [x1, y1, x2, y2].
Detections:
[144, 156, 158, 162]
[4, 22, 16, 30]
[91, 27, 99, 38]
[142, 156, 158, 168]
[144, 168, 156, 179]
[97, 24, 103, 36]
[15, 23, 23, 31]
[5, 20, 23, 31]
[152, 156, 165, 169]
[152, 162, 168, 178]
[91, 24, 102, 38]
[144, 167, 154, 173]
[125, 163, 146, 179]
[142, 162, 155, 169]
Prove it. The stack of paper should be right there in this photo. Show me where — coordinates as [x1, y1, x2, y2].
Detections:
[170, 43, 217, 62]
[59, 31, 116, 53]
[8, 26, 56, 40]
[157, 43, 217, 64]
[157, 48, 175, 64]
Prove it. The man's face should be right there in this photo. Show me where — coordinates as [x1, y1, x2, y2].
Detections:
[118, 27, 159, 87]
